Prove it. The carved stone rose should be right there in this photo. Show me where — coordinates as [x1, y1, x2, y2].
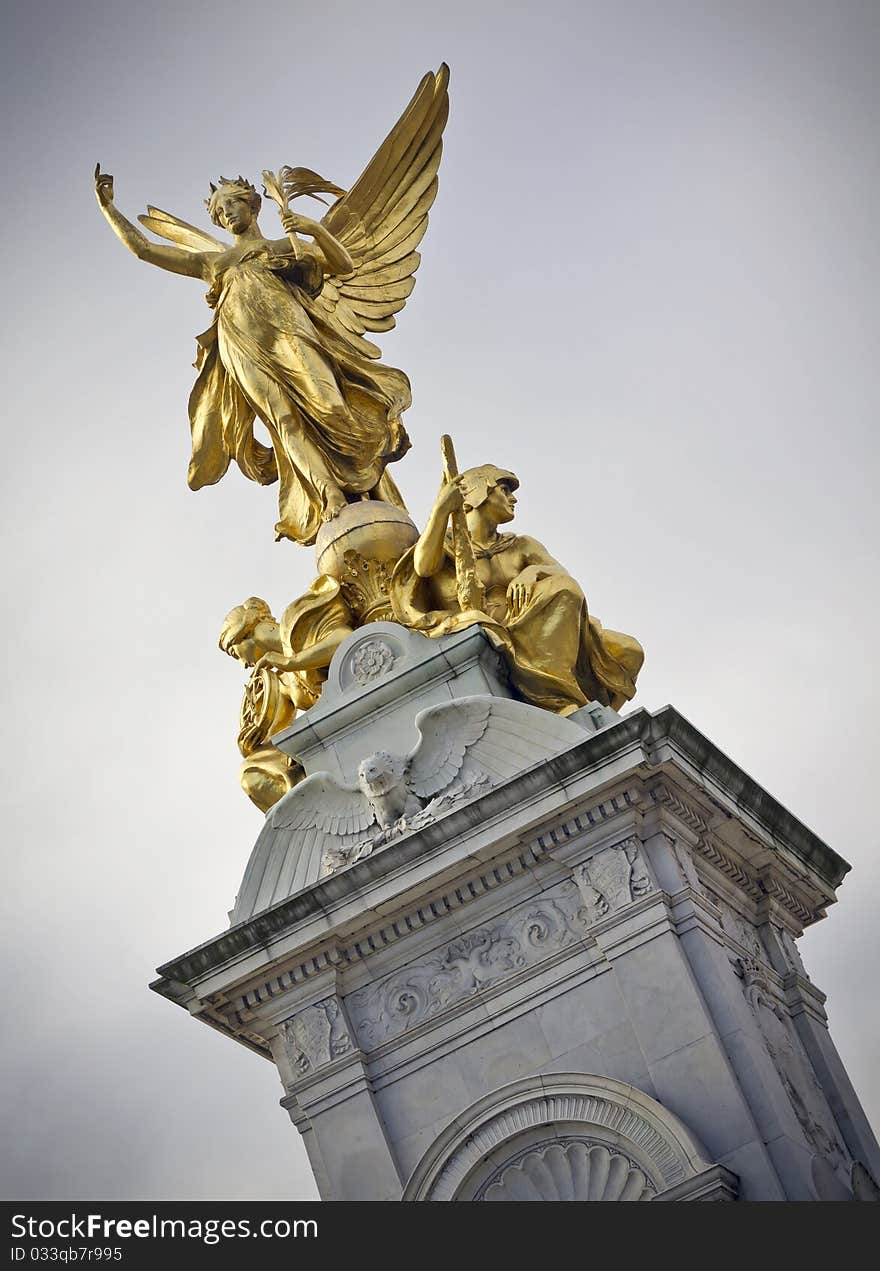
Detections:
[349, 639, 396, 685]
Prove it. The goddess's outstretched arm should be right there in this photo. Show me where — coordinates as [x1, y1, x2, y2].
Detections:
[94, 166, 207, 280]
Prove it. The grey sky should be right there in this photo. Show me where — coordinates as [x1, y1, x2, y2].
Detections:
[2, 0, 878, 1198]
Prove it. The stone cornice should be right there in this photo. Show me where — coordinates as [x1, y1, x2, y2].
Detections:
[151, 705, 849, 1031]
[152, 750, 645, 994]
[644, 707, 848, 888]
[647, 777, 832, 928]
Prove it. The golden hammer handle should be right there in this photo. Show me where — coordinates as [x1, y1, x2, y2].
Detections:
[440, 434, 485, 613]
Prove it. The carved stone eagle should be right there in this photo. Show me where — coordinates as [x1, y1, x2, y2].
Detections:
[231, 695, 586, 922]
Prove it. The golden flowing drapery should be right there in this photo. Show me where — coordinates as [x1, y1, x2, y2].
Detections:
[391, 538, 644, 715]
[187, 247, 411, 544]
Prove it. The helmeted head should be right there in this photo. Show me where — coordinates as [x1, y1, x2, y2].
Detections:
[459, 464, 519, 524]
[357, 751, 406, 798]
[206, 176, 262, 233]
[219, 596, 273, 664]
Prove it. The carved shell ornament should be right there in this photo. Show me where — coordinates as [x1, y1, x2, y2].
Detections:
[478, 1141, 654, 1201]
[404, 1074, 731, 1200]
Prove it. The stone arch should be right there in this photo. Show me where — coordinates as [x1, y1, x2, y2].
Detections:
[403, 1072, 738, 1201]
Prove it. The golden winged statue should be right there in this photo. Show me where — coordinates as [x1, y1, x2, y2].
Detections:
[95, 66, 449, 545]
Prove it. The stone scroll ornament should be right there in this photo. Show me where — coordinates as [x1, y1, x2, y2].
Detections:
[348, 883, 588, 1049]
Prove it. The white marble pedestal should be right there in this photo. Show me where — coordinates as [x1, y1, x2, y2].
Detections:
[152, 624, 880, 1201]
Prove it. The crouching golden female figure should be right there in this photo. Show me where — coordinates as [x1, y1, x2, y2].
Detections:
[94, 66, 449, 545]
[391, 461, 644, 715]
[218, 597, 305, 812]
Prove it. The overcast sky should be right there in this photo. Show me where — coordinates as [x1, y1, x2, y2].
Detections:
[2, 0, 878, 1199]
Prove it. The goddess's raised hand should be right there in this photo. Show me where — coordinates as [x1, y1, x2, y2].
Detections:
[281, 210, 312, 236]
[94, 163, 114, 209]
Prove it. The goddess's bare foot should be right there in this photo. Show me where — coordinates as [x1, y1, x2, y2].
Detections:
[322, 491, 348, 522]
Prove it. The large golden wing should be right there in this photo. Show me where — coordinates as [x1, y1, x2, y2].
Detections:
[137, 206, 226, 254]
[314, 64, 450, 358]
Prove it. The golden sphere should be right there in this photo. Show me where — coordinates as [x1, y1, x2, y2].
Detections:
[315, 501, 419, 580]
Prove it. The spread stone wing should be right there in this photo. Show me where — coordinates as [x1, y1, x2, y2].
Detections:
[407, 696, 586, 800]
[231, 695, 586, 924]
[406, 698, 492, 798]
[231, 773, 375, 924]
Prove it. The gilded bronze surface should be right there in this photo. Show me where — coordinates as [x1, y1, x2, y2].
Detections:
[246, 503, 417, 703]
[95, 66, 449, 545]
[238, 452, 645, 791]
[390, 459, 644, 716]
[314, 501, 419, 584]
[223, 451, 645, 806]
[94, 63, 645, 805]
[219, 597, 304, 812]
